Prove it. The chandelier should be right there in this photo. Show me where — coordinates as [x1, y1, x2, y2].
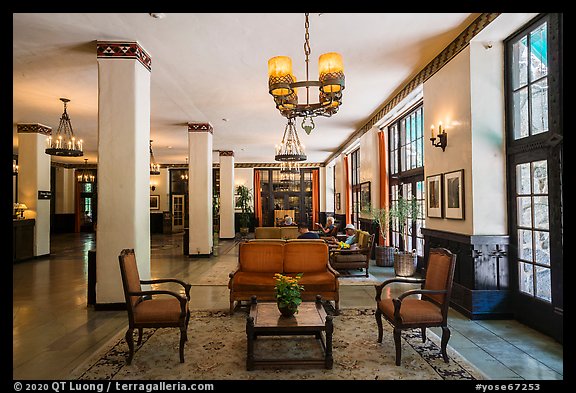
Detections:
[181, 158, 189, 180]
[77, 159, 95, 183]
[275, 118, 307, 162]
[280, 161, 300, 184]
[46, 98, 84, 157]
[268, 13, 344, 135]
[149, 140, 160, 175]
[13, 159, 18, 175]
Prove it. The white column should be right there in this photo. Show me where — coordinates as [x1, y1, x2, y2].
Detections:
[17, 123, 52, 256]
[96, 41, 152, 304]
[55, 167, 76, 214]
[188, 123, 213, 256]
[219, 151, 235, 239]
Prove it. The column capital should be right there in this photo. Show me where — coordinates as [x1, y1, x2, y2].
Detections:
[96, 41, 152, 71]
[17, 123, 52, 135]
[188, 123, 213, 134]
[219, 150, 234, 157]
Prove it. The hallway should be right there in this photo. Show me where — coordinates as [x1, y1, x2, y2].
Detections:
[12, 233, 563, 380]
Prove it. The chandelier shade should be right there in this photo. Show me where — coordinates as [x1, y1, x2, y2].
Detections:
[267, 13, 344, 134]
[274, 119, 307, 162]
[149, 140, 160, 175]
[45, 98, 83, 157]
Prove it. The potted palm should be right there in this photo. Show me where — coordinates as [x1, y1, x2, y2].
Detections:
[389, 195, 420, 276]
[235, 184, 252, 238]
[368, 205, 395, 267]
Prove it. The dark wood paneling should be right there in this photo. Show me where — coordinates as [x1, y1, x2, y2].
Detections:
[422, 228, 511, 319]
[52, 213, 76, 233]
[13, 219, 35, 262]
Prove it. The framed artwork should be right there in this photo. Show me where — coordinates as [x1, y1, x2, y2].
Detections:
[443, 169, 464, 220]
[426, 174, 443, 218]
[335, 193, 341, 211]
[150, 195, 160, 210]
[359, 182, 371, 213]
[234, 194, 242, 212]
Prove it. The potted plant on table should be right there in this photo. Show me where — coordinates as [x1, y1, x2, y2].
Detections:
[274, 273, 304, 317]
[389, 195, 420, 277]
[367, 205, 395, 267]
[235, 184, 252, 239]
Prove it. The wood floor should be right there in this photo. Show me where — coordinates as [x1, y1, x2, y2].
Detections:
[12, 232, 563, 380]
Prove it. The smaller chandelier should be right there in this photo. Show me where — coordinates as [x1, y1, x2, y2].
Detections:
[46, 98, 83, 157]
[280, 161, 300, 184]
[275, 118, 307, 162]
[181, 158, 189, 180]
[77, 159, 95, 183]
[268, 13, 344, 135]
[149, 140, 160, 175]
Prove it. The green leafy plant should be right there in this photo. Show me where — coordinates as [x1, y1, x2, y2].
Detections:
[367, 205, 390, 246]
[274, 273, 304, 313]
[235, 184, 252, 229]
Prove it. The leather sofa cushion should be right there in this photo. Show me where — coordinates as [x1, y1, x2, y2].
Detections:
[239, 242, 284, 273]
[378, 298, 443, 324]
[231, 271, 277, 292]
[295, 271, 337, 292]
[284, 242, 328, 273]
[133, 298, 184, 323]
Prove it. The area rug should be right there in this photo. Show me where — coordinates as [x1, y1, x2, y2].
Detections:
[69, 308, 484, 381]
[337, 273, 381, 286]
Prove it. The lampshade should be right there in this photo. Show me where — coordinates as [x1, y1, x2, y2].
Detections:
[268, 56, 295, 97]
[318, 52, 345, 94]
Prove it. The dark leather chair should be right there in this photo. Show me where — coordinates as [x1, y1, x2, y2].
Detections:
[374, 247, 457, 366]
[118, 249, 191, 364]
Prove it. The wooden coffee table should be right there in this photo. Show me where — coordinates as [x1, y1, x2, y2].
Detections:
[245, 295, 334, 370]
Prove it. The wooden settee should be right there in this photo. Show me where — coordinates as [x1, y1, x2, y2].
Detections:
[228, 240, 340, 313]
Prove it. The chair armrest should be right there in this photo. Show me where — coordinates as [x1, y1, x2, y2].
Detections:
[392, 289, 447, 320]
[140, 278, 192, 300]
[326, 264, 340, 278]
[229, 267, 240, 279]
[130, 290, 188, 315]
[374, 277, 425, 301]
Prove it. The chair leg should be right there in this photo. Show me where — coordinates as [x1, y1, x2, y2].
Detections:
[229, 300, 235, 315]
[185, 310, 191, 341]
[335, 299, 340, 315]
[365, 266, 369, 277]
[137, 328, 143, 346]
[125, 328, 134, 365]
[375, 309, 383, 343]
[179, 327, 186, 363]
[441, 326, 451, 363]
[421, 327, 427, 343]
[393, 327, 402, 366]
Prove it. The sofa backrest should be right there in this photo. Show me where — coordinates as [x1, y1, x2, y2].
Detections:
[283, 241, 329, 273]
[239, 242, 284, 272]
[280, 226, 300, 239]
[254, 227, 282, 239]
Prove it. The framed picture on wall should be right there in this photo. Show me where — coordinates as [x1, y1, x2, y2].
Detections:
[335, 193, 341, 211]
[359, 182, 371, 213]
[426, 174, 443, 218]
[443, 169, 464, 220]
[150, 195, 160, 210]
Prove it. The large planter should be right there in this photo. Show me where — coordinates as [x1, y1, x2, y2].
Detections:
[277, 302, 298, 317]
[394, 249, 417, 277]
[239, 227, 249, 239]
[375, 245, 395, 267]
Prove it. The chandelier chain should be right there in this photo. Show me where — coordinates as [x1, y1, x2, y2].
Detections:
[304, 13, 311, 105]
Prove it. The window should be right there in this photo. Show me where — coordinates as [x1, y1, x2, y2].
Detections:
[387, 104, 424, 256]
[350, 148, 360, 229]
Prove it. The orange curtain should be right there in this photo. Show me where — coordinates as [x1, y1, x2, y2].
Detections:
[253, 170, 262, 227]
[343, 155, 352, 225]
[378, 131, 390, 246]
[312, 169, 319, 227]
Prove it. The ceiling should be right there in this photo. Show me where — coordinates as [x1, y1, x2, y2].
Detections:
[13, 13, 480, 166]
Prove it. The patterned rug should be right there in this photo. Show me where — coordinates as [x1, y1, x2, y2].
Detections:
[69, 308, 484, 381]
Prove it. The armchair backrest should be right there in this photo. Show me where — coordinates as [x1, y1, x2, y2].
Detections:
[423, 248, 457, 312]
[118, 249, 142, 310]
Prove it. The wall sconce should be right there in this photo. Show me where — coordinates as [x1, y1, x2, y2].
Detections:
[150, 182, 156, 191]
[430, 122, 448, 151]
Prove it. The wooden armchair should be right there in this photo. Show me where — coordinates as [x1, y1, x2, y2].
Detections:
[329, 231, 375, 277]
[374, 247, 456, 365]
[118, 249, 191, 364]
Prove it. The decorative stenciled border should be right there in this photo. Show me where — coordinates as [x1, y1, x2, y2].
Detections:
[96, 41, 152, 71]
[17, 123, 52, 136]
[188, 123, 214, 134]
[219, 151, 234, 157]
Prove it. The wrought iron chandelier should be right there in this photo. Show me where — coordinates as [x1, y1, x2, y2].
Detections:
[280, 161, 300, 184]
[268, 13, 345, 135]
[46, 98, 84, 157]
[149, 140, 160, 175]
[77, 159, 95, 183]
[275, 118, 307, 162]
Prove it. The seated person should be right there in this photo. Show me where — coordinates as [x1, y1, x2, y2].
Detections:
[297, 222, 320, 239]
[326, 223, 358, 247]
[315, 216, 336, 236]
[282, 215, 294, 226]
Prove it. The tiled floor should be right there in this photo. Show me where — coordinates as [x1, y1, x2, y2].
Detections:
[12, 232, 563, 380]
